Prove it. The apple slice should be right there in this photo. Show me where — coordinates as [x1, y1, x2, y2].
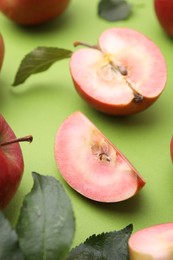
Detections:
[54, 111, 145, 202]
[128, 223, 173, 259]
[0, 115, 33, 209]
[70, 28, 167, 115]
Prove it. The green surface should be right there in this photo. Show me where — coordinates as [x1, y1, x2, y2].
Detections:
[0, 0, 173, 249]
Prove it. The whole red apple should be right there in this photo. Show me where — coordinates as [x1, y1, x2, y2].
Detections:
[154, 0, 173, 37]
[0, 33, 4, 71]
[70, 28, 167, 115]
[0, 115, 33, 209]
[0, 0, 70, 25]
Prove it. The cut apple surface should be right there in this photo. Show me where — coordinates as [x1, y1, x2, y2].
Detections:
[70, 28, 167, 115]
[128, 223, 173, 260]
[54, 111, 145, 202]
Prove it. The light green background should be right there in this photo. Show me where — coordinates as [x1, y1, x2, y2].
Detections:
[0, 0, 173, 248]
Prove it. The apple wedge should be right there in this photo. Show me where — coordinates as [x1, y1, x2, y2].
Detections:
[128, 223, 173, 259]
[70, 28, 167, 115]
[54, 111, 145, 202]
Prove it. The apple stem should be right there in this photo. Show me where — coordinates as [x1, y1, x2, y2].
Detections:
[0, 135, 33, 147]
[73, 41, 99, 50]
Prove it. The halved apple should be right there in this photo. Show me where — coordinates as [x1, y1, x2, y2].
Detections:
[128, 223, 173, 259]
[70, 28, 167, 115]
[54, 111, 145, 202]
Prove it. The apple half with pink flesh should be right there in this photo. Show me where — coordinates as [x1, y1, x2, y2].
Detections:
[0, 0, 70, 25]
[128, 223, 173, 259]
[54, 111, 145, 202]
[0, 115, 33, 209]
[0, 33, 4, 71]
[70, 28, 167, 115]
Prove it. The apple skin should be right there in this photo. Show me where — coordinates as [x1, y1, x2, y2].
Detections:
[70, 28, 167, 116]
[0, 115, 24, 209]
[0, 33, 4, 71]
[128, 223, 173, 259]
[0, 0, 70, 25]
[154, 0, 173, 37]
[54, 111, 145, 202]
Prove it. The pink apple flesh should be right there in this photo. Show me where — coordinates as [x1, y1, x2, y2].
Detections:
[54, 111, 145, 202]
[128, 223, 173, 259]
[0, 33, 4, 71]
[70, 28, 167, 115]
[0, 0, 70, 25]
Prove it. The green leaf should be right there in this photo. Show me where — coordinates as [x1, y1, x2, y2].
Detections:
[67, 224, 133, 260]
[98, 0, 132, 22]
[12, 47, 73, 86]
[16, 172, 75, 260]
[0, 212, 24, 260]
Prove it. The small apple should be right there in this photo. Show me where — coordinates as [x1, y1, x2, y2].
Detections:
[0, 33, 4, 71]
[128, 223, 173, 259]
[154, 0, 173, 37]
[70, 28, 167, 115]
[0, 114, 33, 209]
[0, 0, 70, 25]
[54, 111, 145, 202]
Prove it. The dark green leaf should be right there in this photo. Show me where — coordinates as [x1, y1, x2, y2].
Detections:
[0, 212, 24, 260]
[98, 0, 132, 22]
[16, 172, 75, 260]
[12, 47, 73, 86]
[67, 224, 133, 260]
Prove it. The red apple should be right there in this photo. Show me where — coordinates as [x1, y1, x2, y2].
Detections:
[170, 135, 173, 163]
[154, 0, 173, 37]
[70, 28, 167, 115]
[0, 0, 70, 25]
[128, 223, 173, 259]
[0, 33, 4, 71]
[54, 111, 145, 202]
[0, 115, 33, 209]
